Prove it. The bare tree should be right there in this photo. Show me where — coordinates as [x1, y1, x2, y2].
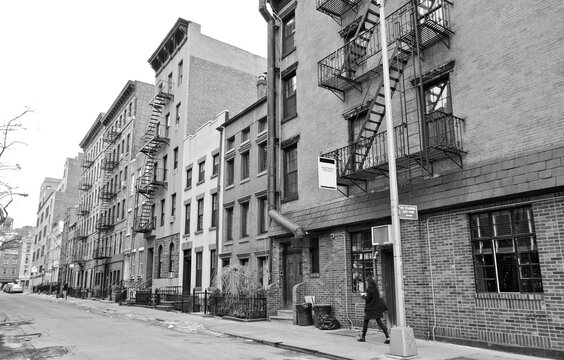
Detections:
[0, 233, 23, 252]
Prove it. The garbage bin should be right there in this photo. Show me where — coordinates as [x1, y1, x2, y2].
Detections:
[296, 303, 313, 326]
[313, 304, 332, 329]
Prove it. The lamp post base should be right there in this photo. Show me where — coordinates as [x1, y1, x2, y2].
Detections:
[388, 326, 418, 358]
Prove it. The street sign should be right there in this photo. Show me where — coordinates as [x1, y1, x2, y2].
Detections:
[318, 157, 337, 190]
[398, 204, 418, 220]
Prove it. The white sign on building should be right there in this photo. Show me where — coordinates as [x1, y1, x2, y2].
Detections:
[318, 157, 337, 190]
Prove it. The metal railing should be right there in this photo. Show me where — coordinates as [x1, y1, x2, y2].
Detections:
[426, 111, 464, 152]
[318, 0, 453, 88]
[322, 124, 407, 178]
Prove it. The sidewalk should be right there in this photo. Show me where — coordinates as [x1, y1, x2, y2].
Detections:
[33, 294, 552, 360]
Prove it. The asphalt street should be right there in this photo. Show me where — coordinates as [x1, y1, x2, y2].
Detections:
[0, 292, 321, 360]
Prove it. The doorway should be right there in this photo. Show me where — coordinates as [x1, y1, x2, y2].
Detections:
[283, 245, 303, 309]
[183, 250, 192, 294]
[381, 247, 397, 327]
[146, 248, 154, 281]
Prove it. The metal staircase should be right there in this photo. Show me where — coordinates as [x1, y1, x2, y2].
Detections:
[134, 83, 172, 233]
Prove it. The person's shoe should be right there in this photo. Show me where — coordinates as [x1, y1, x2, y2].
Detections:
[384, 338, 390, 344]
[357, 335, 366, 342]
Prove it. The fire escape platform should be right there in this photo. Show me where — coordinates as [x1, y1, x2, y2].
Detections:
[316, 0, 361, 21]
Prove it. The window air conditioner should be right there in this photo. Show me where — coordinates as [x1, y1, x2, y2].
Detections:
[121, 181, 127, 188]
[170, 216, 175, 223]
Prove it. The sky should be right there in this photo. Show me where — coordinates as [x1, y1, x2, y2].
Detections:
[0, 0, 267, 228]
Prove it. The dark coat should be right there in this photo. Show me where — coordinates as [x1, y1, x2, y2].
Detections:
[364, 286, 387, 319]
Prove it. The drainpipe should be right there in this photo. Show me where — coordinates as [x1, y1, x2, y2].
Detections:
[260, 0, 307, 243]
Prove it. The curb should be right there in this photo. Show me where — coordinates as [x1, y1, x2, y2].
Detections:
[210, 329, 353, 360]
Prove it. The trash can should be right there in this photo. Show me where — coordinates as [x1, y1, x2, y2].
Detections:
[313, 304, 332, 329]
[296, 303, 313, 326]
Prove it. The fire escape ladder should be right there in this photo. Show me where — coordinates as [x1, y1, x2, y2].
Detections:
[343, 43, 409, 174]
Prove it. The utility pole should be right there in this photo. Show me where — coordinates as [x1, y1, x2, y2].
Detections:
[378, 0, 417, 357]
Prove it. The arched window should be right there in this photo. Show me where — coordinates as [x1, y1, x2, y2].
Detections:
[157, 245, 163, 278]
[169, 242, 175, 273]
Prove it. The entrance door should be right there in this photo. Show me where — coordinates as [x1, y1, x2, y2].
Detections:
[146, 248, 154, 281]
[183, 250, 192, 294]
[381, 248, 397, 326]
[283, 246, 303, 309]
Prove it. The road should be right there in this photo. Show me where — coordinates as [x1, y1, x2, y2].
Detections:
[0, 293, 320, 360]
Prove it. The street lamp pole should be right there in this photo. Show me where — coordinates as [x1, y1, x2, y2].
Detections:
[378, 1, 417, 357]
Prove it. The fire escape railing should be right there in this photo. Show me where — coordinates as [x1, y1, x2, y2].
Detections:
[426, 111, 465, 153]
[322, 124, 407, 179]
[318, 0, 453, 94]
[79, 179, 92, 191]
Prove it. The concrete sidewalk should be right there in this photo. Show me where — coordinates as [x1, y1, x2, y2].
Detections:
[33, 294, 552, 360]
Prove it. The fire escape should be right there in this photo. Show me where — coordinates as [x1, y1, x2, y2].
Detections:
[76, 158, 92, 266]
[317, 0, 464, 188]
[133, 80, 172, 233]
[94, 128, 120, 259]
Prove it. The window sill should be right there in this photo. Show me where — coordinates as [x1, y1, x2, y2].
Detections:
[256, 234, 269, 240]
[309, 273, 320, 278]
[281, 194, 298, 204]
[225, 184, 234, 190]
[184, 187, 192, 192]
[182, 233, 190, 238]
[257, 170, 267, 177]
[240, 178, 250, 185]
[211, 173, 218, 179]
[282, 47, 296, 59]
[196, 180, 205, 186]
[282, 113, 298, 124]
[195, 230, 203, 235]
[208, 226, 217, 231]
[239, 239, 249, 244]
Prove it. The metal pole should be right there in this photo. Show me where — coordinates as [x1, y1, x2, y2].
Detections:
[378, 1, 417, 357]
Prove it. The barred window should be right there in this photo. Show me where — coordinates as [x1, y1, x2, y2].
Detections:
[470, 206, 543, 293]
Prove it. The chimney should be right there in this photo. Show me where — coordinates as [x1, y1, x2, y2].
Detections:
[257, 73, 267, 99]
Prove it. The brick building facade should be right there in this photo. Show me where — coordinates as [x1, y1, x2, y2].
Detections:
[264, 0, 564, 357]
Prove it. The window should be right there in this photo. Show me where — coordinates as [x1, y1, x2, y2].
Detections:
[240, 151, 250, 180]
[424, 76, 455, 148]
[241, 127, 250, 143]
[239, 258, 249, 267]
[160, 199, 166, 226]
[210, 249, 217, 280]
[258, 117, 267, 133]
[177, 60, 183, 86]
[173, 147, 178, 169]
[169, 242, 174, 273]
[163, 155, 168, 181]
[226, 158, 235, 186]
[282, 12, 295, 55]
[226, 136, 235, 151]
[211, 193, 218, 228]
[167, 72, 173, 91]
[196, 251, 203, 288]
[310, 237, 320, 274]
[470, 206, 543, 293]
[351, 231, 374, 293]
[283, 72, 297, 119]
[126, 134, 130, 153]
[225, 207, 234, 241]
[198, 161, 205, 183]
[175, 103, 181, 126]
[212, 154, 219, 176]
[197, 198, 204, 231]
[184, 203, 191, 235]
[257, 257, 268, 288]
[240, 202, 249, 238]
[258, 197, 268, 234]
[186, 168, 192, 189]
[283, 144, 298, 199]
[258, 142, 267, 173]
[165, 113, 171, 137]
[171, 193, 176, 218]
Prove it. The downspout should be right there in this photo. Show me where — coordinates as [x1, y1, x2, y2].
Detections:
[259, 0, 307, 241]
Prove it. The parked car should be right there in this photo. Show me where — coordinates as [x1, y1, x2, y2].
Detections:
[3, 283, 13, 292]
[8, 283, 23, 293]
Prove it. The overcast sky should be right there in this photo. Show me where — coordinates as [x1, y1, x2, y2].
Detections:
[0, 0, 267, 228]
